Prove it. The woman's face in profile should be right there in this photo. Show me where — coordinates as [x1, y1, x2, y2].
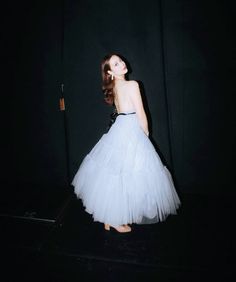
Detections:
[109, 55, 128, 76]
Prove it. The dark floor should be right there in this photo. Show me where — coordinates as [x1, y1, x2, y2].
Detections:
[1, 191, 235, 282]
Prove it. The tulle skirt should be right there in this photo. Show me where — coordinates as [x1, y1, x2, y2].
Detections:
[71, 112, 181, 227]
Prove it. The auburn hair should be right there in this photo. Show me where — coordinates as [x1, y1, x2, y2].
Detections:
[101, 53, 122, 106]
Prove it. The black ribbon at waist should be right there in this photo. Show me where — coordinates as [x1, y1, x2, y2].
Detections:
[107, 111, 136, 132]
[117, 112, 136, 116]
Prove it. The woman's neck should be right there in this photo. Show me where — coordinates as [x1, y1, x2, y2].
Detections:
[114, 74, 126, 81]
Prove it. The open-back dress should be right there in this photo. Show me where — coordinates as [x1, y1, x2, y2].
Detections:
[71, 106, 181, 227]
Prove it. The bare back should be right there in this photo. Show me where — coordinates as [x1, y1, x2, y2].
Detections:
[113, 81, 136, 113]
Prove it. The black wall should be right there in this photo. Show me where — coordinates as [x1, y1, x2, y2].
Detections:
[161, 0, 235, 193]
[64, 0, 235, 194]
[1, 0, 235, 216]
[63, 0, 173, 183]
[2, 1, 68, 188]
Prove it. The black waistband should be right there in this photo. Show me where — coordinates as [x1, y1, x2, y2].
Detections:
[117, 111, 136, 116]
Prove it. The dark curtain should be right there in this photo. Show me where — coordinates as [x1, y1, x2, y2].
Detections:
[1, 0, 235, 218]
[64, 0, 235, 194]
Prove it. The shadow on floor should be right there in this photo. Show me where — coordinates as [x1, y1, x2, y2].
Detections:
[1, 192, 235, 282]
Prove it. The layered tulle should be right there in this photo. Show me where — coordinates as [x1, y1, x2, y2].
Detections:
[72, 112, 181, 227]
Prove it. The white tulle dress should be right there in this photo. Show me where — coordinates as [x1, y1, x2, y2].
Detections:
[71, 110, 181, 227]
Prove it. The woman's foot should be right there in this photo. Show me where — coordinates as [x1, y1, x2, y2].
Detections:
[104, 223, 131, 233]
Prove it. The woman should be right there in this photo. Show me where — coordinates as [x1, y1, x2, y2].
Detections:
[71, 53, 181, 233]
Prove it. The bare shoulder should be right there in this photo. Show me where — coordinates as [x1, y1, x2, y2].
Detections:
[124, 80, 140, 93]
[125, 80, 140, 96]
[126, 80, 139, 87]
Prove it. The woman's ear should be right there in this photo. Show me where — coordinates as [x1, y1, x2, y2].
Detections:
[107, 70, 112, 76]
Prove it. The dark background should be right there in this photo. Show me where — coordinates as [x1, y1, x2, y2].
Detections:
[1, 0, 235, 220]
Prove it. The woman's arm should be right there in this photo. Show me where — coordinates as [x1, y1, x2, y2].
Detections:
[128, 81, 149, 136]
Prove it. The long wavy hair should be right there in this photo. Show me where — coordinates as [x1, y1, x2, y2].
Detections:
[101, 53, 124, 106]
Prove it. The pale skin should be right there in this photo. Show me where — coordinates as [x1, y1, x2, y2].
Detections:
[104, 55, 149, 233]
[107, 55, 149, 137]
